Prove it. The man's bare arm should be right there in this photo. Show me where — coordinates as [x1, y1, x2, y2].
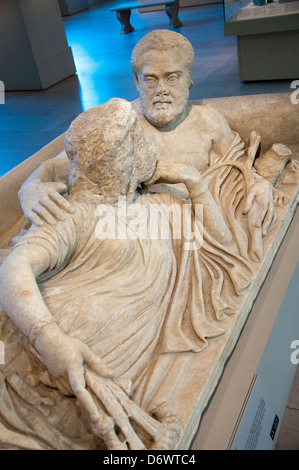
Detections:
[18, 152, 74, 226]
[207, 106, 235, 158]
[145, 161, 232, 245]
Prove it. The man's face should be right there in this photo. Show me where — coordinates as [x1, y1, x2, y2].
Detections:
[134, 49, 192, 129]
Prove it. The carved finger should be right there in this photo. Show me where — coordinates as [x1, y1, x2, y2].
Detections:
[114, 377, 134, 397]
[288, 160, 299, 172]
[253, 200, 268, 228]
[83, 348, 114, 379]
[261, 201, 275, 236]
[68, 365, 125, 448]
[248, 225, 263, 262]
[281, 194, 290, 205]
[96, 387, 145, 449]
[108, 380, 161, 439]
[32, 204, 57, 225]
[67, 365, 102, 423]
[40, 197, 67, 221]
[274, 191, 290, 207]
[27, 210, 45, 227]
[86, 370, 146, 450]
[273, 192, 279, 206]
[97, 374, 161, 443]
[262, 209, 275, 236]
[51, 182, 68, 194]
[49, 188, 75, 213]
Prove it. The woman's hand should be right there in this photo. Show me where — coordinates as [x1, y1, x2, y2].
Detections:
[34, 323, 180, 450]
[34, 323, 114, 422]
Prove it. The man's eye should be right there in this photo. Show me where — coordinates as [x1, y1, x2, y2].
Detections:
[167, 75, 179, 85]
[145, 77, 157, 87]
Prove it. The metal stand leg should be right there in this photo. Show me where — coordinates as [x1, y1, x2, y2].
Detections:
[116, 10, 134, 34]
[165, 1, 182, 29]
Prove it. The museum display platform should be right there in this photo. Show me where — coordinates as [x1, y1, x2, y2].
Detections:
[191, 212, 299, 449]
[0, 93, 298, 450]
[189, 95, 299, 449]
[223, 0, 299, 81]
[0, 0, 76, 90]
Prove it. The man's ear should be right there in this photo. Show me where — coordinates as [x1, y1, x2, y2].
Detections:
[133, 74, 140, 91]
[189, 79, 194, 90]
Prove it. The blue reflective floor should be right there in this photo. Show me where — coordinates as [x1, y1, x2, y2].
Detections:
[0, 1, 293, 177]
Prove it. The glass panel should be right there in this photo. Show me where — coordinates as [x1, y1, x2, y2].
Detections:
[223, 0, 299, 23]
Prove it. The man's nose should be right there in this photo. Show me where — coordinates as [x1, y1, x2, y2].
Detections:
[156, 80, 169, 95]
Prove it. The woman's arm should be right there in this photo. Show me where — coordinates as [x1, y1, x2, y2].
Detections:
[0, 239, 168, 449]
[0, 244, 113, 421]
[0, 245, 54, 338]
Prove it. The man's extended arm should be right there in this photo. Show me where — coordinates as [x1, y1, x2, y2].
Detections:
[208, 109, 277, 237]
[145, 161, 232, 244]
[18, 152, 74, 226]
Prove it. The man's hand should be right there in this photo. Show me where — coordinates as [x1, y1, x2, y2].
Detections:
[273, 187, 290, 207]
[242, 177, 275, 236]
[18, 182, 74, 226]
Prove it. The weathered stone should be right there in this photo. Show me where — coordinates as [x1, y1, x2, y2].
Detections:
[0, 30, 298, 451]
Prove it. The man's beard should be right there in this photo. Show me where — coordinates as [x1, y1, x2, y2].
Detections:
[140, 93, 189, 129]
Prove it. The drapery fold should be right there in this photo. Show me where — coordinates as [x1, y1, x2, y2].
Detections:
[0, 132, 270, 448]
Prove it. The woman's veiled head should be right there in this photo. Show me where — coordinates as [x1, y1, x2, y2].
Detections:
[65, 98, 158, 203]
